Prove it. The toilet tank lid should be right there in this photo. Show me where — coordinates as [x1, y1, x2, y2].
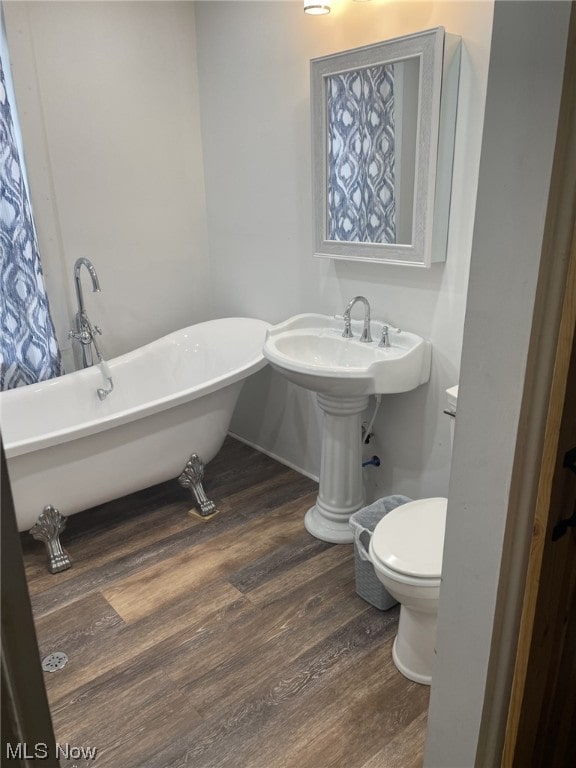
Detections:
[370, 497, 448, 578]
[446, 385, 459, 410]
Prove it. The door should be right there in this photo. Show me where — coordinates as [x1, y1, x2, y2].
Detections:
[505, 322, 576, 767]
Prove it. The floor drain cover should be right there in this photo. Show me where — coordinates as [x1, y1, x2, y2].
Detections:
[42, 651, 68, 672]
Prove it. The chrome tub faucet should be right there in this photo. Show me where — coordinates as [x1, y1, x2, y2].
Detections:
[68, 258, 113, 399]
[68, 258, 103, 369]
[342, 296, 373, 343]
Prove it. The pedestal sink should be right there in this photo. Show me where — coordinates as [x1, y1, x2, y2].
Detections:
[263, 313, 431, 543]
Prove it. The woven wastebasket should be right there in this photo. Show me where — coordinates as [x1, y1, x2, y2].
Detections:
[349, 495, 412, 610]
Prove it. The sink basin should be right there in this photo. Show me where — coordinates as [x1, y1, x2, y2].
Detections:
[264, 313, 431, 396]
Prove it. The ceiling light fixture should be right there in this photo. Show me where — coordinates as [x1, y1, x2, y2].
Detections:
[304, 0, 332, 15]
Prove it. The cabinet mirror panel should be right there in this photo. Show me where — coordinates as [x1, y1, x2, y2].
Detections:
[311, 28, 461, 267]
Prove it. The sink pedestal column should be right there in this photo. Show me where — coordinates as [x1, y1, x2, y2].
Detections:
[305, 393, 369, 544]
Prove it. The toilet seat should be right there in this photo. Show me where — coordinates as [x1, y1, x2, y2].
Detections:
[370, 497, 448, 580]
[369, 557, 442, 590]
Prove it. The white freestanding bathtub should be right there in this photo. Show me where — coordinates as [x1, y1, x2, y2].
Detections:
[0, 317, 270, 536]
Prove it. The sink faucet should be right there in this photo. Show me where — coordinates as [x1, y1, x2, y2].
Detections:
[342, 296, 373, 343]
[69, 258, 103, 368]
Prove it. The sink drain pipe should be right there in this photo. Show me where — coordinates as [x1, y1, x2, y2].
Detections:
[363, 395, 382, 444]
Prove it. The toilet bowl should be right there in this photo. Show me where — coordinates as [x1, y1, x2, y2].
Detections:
[369, 497, 447, 684]
[368, 385, 457, 685]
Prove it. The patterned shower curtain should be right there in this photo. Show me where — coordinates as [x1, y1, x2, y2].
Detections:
[327, 64, 396, 244]
[0, 53, 63, 389]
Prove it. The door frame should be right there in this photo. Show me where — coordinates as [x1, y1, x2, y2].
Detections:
[501, 151, 576, 765]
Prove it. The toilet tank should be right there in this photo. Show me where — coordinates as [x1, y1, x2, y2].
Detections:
[446, 385, 459, 447]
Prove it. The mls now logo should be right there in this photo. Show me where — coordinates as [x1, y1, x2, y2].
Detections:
[6, 743, 98, 761]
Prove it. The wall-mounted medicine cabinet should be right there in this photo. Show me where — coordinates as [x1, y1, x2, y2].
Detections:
[311, 28, 461, 267]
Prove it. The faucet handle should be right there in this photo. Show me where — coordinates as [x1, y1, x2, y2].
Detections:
[68, 328, 93, 345]
[342, 318, 354, 339]
[378, 325, 390, 348]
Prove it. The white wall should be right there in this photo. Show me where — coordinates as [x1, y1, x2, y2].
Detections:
[196, 0, 494, 503]
[4, 0, 210, 371]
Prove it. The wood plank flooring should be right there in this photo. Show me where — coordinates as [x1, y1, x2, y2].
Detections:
[21, 437, 429, 768]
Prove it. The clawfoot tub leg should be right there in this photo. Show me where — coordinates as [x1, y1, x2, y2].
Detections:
[178, 454, 219, 519]
[30, 505, 72, 574]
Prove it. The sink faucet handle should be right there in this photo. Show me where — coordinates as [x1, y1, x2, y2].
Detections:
[342, 316, 353, 338]
[378, 325, 391, 348]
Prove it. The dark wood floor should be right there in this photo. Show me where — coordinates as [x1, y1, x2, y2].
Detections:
[22, 437, 429, 768]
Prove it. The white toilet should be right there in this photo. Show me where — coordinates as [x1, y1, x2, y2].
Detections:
[368, 386, 458, 685]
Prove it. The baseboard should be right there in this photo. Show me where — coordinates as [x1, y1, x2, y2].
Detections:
[228, 432, 319, 484]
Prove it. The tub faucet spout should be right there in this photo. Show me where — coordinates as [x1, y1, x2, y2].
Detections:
[69, 258, 103, 368]
[74, 257, 100, 316]
[342, 296, 373, 343]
